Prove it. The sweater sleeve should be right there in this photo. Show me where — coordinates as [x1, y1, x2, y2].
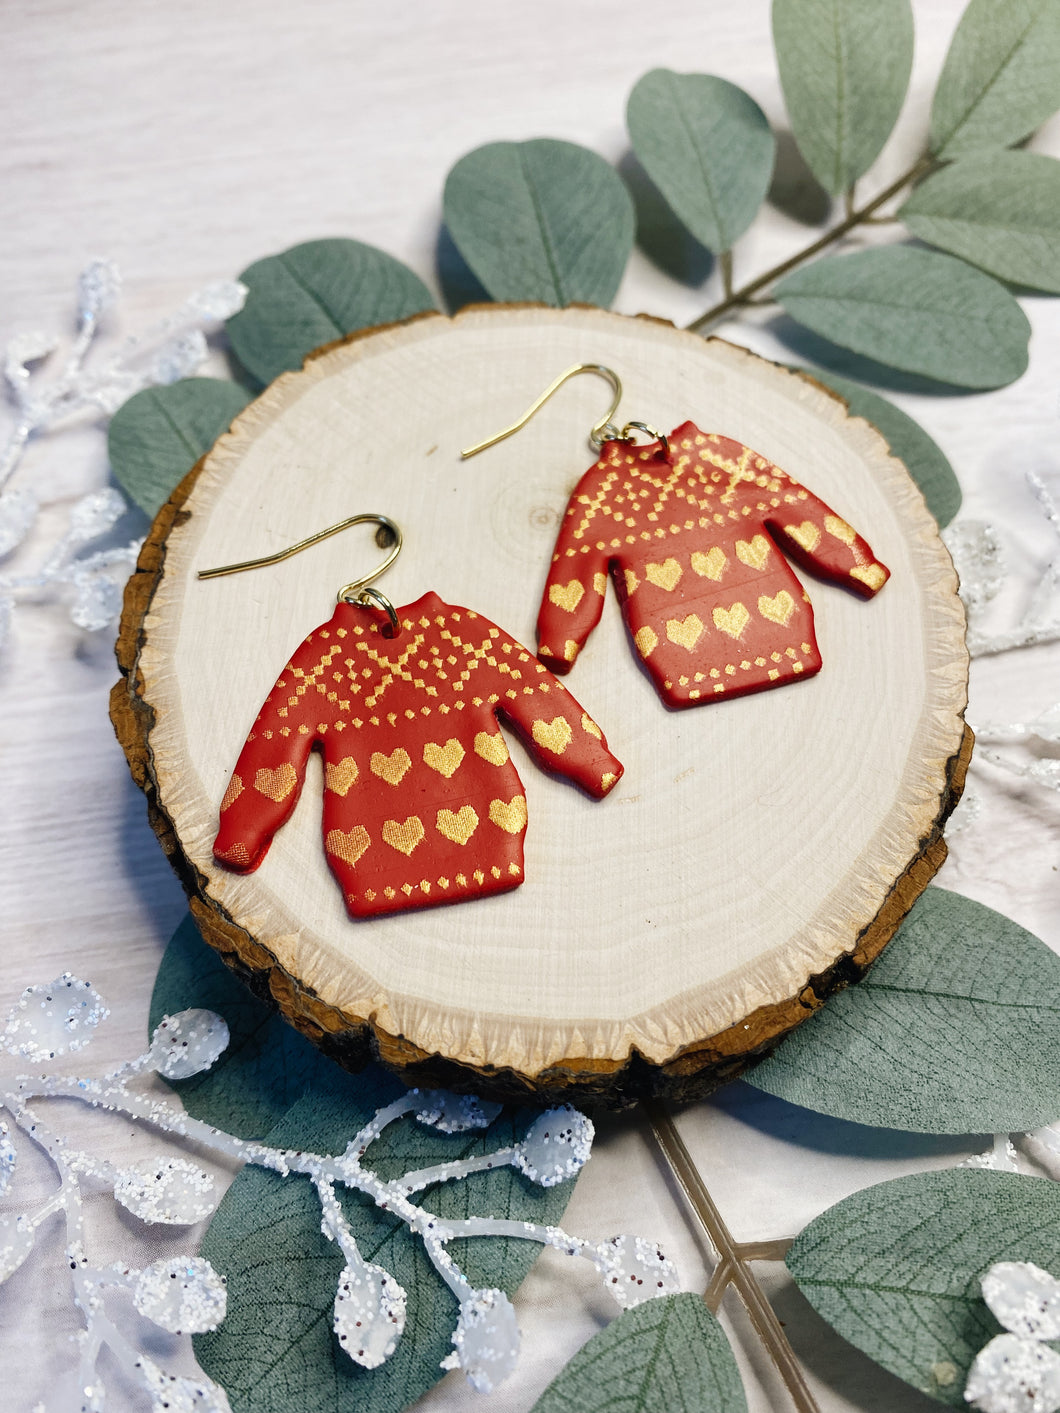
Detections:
[764, 471, 890, 599]
[536, 471, 611, 675]
[212, 632, 324, 873]
[481, 625, 623, 798]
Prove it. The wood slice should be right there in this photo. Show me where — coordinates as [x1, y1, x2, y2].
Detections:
[112, 305, 971, 1105]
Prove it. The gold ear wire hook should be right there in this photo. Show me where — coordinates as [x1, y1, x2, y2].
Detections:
[460, 363, 624, 458]
[198, 513, 403, 623]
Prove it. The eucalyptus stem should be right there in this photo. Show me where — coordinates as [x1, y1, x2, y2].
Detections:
[644, 1101, 819, 1413]
[719, 248, 734, 300]
[687, 153, 935, 334]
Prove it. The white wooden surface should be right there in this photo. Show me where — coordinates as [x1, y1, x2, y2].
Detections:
[1, 2, 1057, 1410]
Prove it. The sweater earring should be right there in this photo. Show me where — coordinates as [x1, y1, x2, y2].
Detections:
[463, 365, 891, 710]
[198, 512, 623, 919]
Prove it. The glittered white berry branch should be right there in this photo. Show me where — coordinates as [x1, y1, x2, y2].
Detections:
[943, 471, 1060, 666]
[0, 973, 678, 1411]
[937, 476, 1060, 822]
[965, 1261, 1060, 1413]
[0, 261, 246, 652]
[1, 260, 246, 495]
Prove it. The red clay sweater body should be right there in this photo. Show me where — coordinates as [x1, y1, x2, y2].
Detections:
[537, 421, 889, 708]
[213, 591, 622, 917]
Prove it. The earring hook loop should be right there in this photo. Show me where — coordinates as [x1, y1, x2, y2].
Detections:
[197, 512, 403, 612]
[621, 420, 670, 459]
[344, 582, 401, 636]
[460, 363, 624, 458]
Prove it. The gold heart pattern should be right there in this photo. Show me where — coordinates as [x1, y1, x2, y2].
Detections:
[691, 547, 726, 581]
[325, 756, 359, 796]
[666, 613, 705, 650]
[326, 825, 371, 867]
[489, 795, 528, 834]
[371, 748, 411, 786]
[213, 591, 625, 919]
[634, 625, 658, 657]
[758, 590, 795, 626]
[215, 841, 251, 867]
[220, 774, 244, 811]
[253, 763, 297, 802]
[532, 716, 573, 755]
[531, 420, 888, 716]
[382, 816, 425, 855]
[713, 602, 750, 639]
[851, 563, 888, 592]
[786, 521, 821, 554]
[436, 806, 479, 846]
[474, 731, 509, 766]
[423, 738, 465, 778]
[549, 580, 584, 612]
[645, 558, 683, 591]
[735, 535, 771, 571]
[824, 515, 856, 546]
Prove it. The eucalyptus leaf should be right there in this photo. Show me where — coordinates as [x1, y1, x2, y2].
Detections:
[149, 913, 340, 1140]
[772, 0, 914, 196]
[900, 150, 1060, 294]
[443, 139, 635, 307]
[196, 1087, 574, 1413]
[787, 1168, 1060, 1405]
[107, 378, 251, 517]
[626, 70, 775, 254]
[775, 247, 1030, 389]
[930, 0, 1060, 158]
[797, 369, 961, 527]
[227, 239, 435, 387]
[530, 1293, 744, 1413]
[748, 888, 1060, 1133]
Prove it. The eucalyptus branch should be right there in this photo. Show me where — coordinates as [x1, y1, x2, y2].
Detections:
[687, 154, 936, 334]
[645, 1100, 818, 1413]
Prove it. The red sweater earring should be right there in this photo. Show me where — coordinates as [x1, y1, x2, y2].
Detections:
[200, 514, 623, 918]
[464, 366, 889, 710]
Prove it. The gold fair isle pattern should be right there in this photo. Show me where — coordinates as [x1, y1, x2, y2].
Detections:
[212, 591, 623, 917]
[536, 420, 889, 708]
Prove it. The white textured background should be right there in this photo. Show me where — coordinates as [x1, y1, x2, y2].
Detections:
[1, 3, 1057, 1410]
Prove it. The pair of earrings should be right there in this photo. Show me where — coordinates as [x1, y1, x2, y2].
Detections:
[203, 364, 889, 920]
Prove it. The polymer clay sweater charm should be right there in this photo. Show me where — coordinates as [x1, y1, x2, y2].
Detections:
[536, 422, 890, 708]
[212, 590, 623, 917]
